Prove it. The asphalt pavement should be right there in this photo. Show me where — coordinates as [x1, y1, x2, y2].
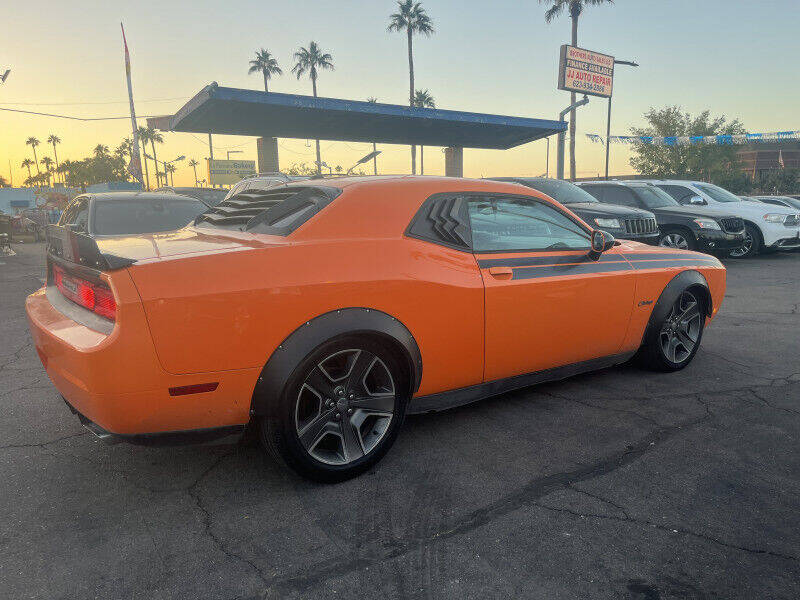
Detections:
[1, 241, 799, 599]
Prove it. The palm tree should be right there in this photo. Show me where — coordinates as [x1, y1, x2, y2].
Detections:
[366, 98, 380, 175]
[292, 42, 334, 173]
[147, 127, 165, 187]
[40, 156, 54, 187]
[0, 175, 8, 188]
[541, 0, 614, 180]
[137, 126, 152, 190]
[26, 137, 42, 174]
[188, 159, 199, 186]
[93, 144, 109, 158]
[388, 0, 434, 174]
[21, 158, 34, 183]
[248, 48, 283, 92]
[165, 163, 177, 186]
[413, 89, 435, 174]
[47, 134, 61, 183]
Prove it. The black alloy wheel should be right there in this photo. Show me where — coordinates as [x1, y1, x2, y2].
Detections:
[261, 336, 407, 482]
[638, 288, 705, 371]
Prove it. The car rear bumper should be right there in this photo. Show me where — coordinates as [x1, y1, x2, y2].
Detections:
[26, 286, 258, 436]
[696, 229, 746, 251]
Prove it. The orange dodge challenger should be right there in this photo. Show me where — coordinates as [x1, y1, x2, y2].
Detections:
[27, 177, 726, 481]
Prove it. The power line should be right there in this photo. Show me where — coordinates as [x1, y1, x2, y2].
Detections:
[0, 96, 189, 106]
[0, 107, 162, 121]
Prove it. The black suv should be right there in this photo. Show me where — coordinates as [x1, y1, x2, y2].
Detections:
[488, 177, 659, 244]
[577, 181, 745, 254]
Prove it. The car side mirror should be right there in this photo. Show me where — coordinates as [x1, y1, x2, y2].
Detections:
[688, 195, 706, 205]
[589, 230, 615, 261]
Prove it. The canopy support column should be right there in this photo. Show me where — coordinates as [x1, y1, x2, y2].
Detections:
[257, 137, 279, 173]
[444, 146, 463, 177]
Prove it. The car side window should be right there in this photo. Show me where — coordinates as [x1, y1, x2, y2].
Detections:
[760, 198, 785, 206]
[658, 185, 693, 204]
[601, 186, 639, 208]
[467, 196, 589, 252]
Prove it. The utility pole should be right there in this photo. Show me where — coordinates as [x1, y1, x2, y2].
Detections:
[605, 59, 639, 180]
[557, 95, 589, 180]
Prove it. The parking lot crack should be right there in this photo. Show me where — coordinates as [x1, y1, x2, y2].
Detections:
[0, 431, 88, 450]
[748, 387, 800, 416]
[543, 391, 663, 427]
[186, 450, 271, 588]
[531, 501, 799, 564]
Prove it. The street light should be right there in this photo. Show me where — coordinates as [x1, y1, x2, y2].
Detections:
[347, 150, 382, 175]
[556, 95, 589, 180]
[227, 150, 243, 160]
[144, 154, 184, 187]
[605, 59, 639, 180]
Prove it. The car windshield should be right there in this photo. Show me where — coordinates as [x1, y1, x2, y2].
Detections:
[629, 185, 679, 208]
[696, 183, 741, 203]
[518, 179, 599, 204]
[93, 198, 207, 235]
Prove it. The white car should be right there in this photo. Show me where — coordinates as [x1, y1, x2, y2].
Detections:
[636, 180, 800, 258]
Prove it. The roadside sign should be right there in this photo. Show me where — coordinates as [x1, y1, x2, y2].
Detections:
[558, 45, 614, 98]
[207, 159, 256, 186]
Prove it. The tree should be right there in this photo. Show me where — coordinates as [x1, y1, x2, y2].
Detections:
[413, 89, 435, 174]
[540, 0, 614, 180]
[145, 127, 164, 187]
[629, 106, 747, 188]
[93, 144, 110, 158]
[0, 175, 8, 188]
[248, 48, 283, 92]
[137, 126, 152, 190]
[165, 163, 177, 186]
[292, 42, 334, 173]
[40, 156, 54, 186]
[389, 0, 434, 174]
[26, 137, 42, 174]
[21, 158, 34, 183]
[47, 134, 62, 184]
[188, 159, 199, 186]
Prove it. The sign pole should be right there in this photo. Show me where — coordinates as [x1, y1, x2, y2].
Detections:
[605, 96, 612, 180]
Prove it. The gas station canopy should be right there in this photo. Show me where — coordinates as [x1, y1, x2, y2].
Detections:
[162, 83, 565, 150]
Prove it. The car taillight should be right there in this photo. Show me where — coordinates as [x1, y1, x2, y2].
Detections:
[52, 264, 117, 321]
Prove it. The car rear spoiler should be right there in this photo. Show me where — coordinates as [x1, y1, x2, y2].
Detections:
[45, 224, 136, 271]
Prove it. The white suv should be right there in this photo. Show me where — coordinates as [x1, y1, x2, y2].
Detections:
[636, 180, 800, 257]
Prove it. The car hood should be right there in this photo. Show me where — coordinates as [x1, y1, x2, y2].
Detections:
[650, 205, 740, 219]
[717, 200, 797, 217]
[561, 202, 653, 218]
[95, 226, 280, 263]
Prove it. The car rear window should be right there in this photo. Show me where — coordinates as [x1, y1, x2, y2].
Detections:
[195, 185, 341, 235]
[517, 179, 599, 204]
[93, 198, 206, 236]
[629, 185, 679, 208]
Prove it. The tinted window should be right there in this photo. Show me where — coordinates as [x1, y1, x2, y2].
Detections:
[657, 185, 694, 202]
[758, 198, 787, 207]
[467, 196, 589, 252]
[515, 179, 599, 204]
[696, 183, 741, 203]
[597, 186, 639, 208]
[93, 198, 206, 236]
[629, 185, 679, 208]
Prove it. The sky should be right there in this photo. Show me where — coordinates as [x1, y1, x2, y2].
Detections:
[2, 0, 799, 187]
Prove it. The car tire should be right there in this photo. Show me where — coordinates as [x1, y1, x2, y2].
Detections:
[658, 228, 697, 251]
[260, 335, 408, 483]
[638, 288, 705, 372]
[728, 223, 761, 258]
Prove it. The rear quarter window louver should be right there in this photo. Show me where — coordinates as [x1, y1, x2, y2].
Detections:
[194, 186, 341, 235]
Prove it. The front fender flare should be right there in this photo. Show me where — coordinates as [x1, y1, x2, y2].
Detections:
[642, 269, 712, 346]
[250, 308, 423, 417]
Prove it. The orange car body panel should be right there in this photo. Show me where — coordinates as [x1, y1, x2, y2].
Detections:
[26, 177, 726, 435]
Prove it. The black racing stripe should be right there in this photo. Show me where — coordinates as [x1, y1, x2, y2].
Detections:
[623, 252, 711, 261]
[478, 254, 623, 268]
[512, 262, 634, 280]
[631, 259, 720, 270]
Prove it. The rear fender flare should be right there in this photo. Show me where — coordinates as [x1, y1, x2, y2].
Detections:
[642, 270, 712, 346]
[251, 308, 423, 417]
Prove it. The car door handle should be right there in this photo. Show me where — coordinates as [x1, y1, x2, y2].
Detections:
[488, 266, 513, 279]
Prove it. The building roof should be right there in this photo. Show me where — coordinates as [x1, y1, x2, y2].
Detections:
[162, 83, 565, 150]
